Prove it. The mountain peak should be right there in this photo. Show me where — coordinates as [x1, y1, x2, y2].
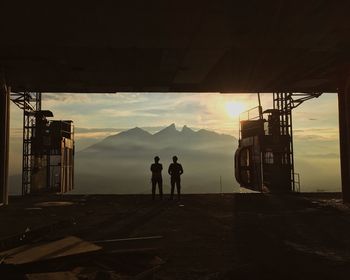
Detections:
[182, 125, 194, 133]
[155, 123, 178, 135]
[166, 123, 176, 130]
[128, 126, 145, 133]
[118, 126, 151, 137]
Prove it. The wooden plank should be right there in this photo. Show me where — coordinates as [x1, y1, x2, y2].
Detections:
[93, 235, 163, 244]
[26, 271, 78, 280]
[1, 236, 101, 264]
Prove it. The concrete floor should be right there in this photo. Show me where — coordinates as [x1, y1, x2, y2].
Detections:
[0, 193, 350, 279]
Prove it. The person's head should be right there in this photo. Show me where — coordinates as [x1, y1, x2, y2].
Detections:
[154, 156, 160, 163]
[172, 156, 178, 163]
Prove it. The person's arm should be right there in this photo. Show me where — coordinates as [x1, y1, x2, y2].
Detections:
[179, 164, 184, 175]
[160, 164, 163, 171]
[150, 164, 154, 172]
[168, 164, 172, 175]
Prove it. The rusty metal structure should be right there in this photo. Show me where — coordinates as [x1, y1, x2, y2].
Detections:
[235, 93, 321, 192]
[10, 92, 75, 195]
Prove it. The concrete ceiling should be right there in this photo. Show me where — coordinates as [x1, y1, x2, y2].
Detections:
[0, 1, 349, 93]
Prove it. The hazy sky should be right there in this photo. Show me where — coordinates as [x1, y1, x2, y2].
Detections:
[9, 92, 341, 191]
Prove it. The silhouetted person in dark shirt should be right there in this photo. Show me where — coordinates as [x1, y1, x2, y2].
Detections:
[150, 156, 163, 200]
[168, 156, 184, 200]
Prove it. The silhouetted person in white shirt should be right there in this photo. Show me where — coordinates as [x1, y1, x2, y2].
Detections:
[150, 156, 163, 200]
[168, 156, 184, 200]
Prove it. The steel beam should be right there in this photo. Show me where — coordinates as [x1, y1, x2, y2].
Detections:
[0, 78, 10, 206]
[338, 76, 350, 203]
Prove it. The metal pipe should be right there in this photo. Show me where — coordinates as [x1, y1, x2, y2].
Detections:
[257, 92, 263, 119]
[338, 81, 350, 203]
[0, 80, 10, 205]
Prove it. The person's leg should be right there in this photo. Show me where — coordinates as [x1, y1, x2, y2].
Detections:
[170, 177, 175, 200]
[158, 179, 163, 200]
[176, 179, 181, 200]
[151, 179, 156, 200]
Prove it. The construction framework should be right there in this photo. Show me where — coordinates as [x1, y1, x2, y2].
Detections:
[273, 92, 322, 191]
[10, 92, 42, 195]
[11, 92, 75, 195]
[273, 93, 295, 191]
[235, 92, 322, 193]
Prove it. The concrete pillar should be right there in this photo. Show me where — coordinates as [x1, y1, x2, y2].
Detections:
[0, 78, 10, 206]
[338, 75, 350, 203]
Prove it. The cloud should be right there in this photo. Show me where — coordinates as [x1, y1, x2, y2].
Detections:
[99, 108, 133, 117]
[298, 153, 339, 159]
[43, 93, 95, 104]
[75, 127, 125, 139]
[293, 127, 339, 142]
[294, 134, 337, 141]
[75, 127, 122, 133]
[174, 101, 211, 114]
[135, 102, 210, 117]
[42, 92, 150, 108]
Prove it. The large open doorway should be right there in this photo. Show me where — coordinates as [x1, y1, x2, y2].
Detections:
[8, 92, 341, 196]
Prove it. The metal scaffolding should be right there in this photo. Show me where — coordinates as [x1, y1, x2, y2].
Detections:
[273, 93, 295, 191]
[236, 92, 322, 193]
[273, 92, 322, 192]
[10, 92, 42, 195]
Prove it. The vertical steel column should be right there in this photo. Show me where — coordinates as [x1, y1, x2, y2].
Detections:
[338, 77, 350, 203]
[289, 94, 295, 192]
[273, 92, 294, 192]
[0, 80, 10, 205]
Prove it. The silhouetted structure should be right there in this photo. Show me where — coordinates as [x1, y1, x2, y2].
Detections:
[11, 92, 75, 195]
[150, 156, 163, 200]
[11, 92, 43, 195]
[168, 156, 184, 200]
[235, 93, 320, 193]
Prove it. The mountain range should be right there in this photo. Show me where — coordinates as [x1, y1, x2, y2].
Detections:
[74, 124, 239, 194]
[81, 124, 235, 155]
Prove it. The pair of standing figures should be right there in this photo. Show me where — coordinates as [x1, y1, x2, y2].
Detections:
[150, 156, 183, 200]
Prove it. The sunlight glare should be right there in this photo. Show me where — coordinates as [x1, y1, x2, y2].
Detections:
[225, 102, 245, 118]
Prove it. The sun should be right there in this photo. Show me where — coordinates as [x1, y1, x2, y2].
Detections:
[225, 101, 246, 118]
